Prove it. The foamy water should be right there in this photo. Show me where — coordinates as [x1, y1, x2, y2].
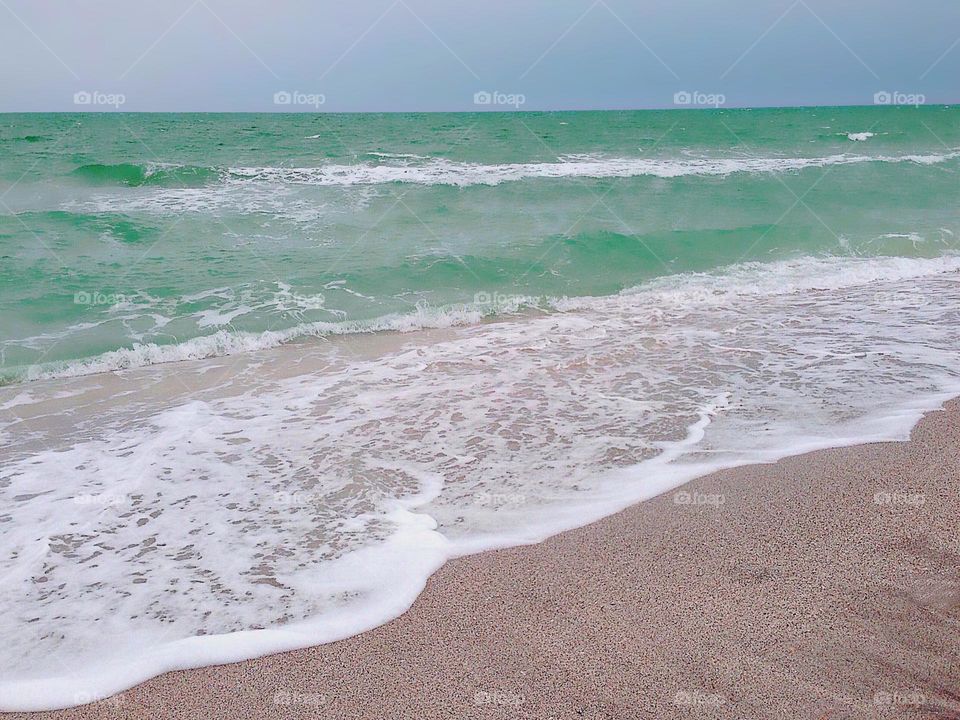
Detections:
[3, 255, 960, 710]
[5, 109, 959, 384]
[224, 150, 960, 186]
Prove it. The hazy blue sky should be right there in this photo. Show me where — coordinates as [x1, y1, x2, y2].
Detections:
[1, 0, 957, 111]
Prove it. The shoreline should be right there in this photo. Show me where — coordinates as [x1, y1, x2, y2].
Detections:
[9, 251, 960, 388]
[9, 400, 959, 719]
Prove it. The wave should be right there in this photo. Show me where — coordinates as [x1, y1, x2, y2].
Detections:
[0, 210, 162, 243]
[65, 150, 960, 191]
[70, 162, 222, 188]
[5, 134, 51, 143]
[15, 304, 498, 382]
[225, 151, 960, 186]
[12, 253, 960, 383]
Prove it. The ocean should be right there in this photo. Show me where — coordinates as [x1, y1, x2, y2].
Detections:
[2, 107, 960, 709]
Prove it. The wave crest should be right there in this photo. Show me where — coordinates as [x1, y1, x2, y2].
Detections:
[67, 150, 960, 190]
[13, 253, 960, 383]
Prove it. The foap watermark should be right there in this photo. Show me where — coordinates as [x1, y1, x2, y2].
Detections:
[873, 90, 925, 107]
[73, 90, 126, 109]
[274, 290, 326, 311]
[73, 691, 125, 708]
[673, 90, 726, 108]
[474, 491, 526, 508]
[473, 90, 526, 109]
[674, 689, 726, 707]
[873, 690, 926, 707]
[274, 490, 323, 507]
[873, 491, 925, 507]
[74, 290, 127, 306]
[872, 290, 927, 309]
[73, 493, 129, 507]
[473, 291, 530, 307]
[273, 90, 326, 109]
[273, 689, 326, 707]
[473, 690, 524, 708]
[674, 490, 725, 508]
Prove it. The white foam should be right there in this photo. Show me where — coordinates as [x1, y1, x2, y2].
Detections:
[224, 150, 960, 187]
[878, 232, 926, 248]
[17, 255, 960, 383]
[3, 253, 960, 710]
[59, 151, 960, 219]
[18, 303, 490, 381]
[847, 132, 875, 141]
[567, 254, 960, 309]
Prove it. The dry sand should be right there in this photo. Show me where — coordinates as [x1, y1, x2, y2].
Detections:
[10, 402, 960, 719]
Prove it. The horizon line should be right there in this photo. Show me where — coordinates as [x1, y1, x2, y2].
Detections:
[2, 102, 958, 115]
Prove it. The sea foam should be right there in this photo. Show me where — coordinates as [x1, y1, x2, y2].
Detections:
[224, 150, 960, 187]
[3, 254, 960, 710]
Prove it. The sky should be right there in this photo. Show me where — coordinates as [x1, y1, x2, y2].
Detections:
[0, 0, 957, 112]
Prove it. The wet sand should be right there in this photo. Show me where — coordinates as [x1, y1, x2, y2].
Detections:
[10, 402, 960, 719]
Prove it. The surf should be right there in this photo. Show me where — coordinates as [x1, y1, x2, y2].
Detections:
[3, 253, 960, 710]
[62, 150, 960, 191]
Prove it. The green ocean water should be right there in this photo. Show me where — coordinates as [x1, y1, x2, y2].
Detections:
[1, 107, 958, 380]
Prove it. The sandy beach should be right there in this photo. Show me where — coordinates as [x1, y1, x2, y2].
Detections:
[8, 400, 957, 719]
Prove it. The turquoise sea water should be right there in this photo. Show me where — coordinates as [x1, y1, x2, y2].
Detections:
[3, 107, 960, 710]
[2, 107, 958, 380]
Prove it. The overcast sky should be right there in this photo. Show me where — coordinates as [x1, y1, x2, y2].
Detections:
[0, 0, 956, 112]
